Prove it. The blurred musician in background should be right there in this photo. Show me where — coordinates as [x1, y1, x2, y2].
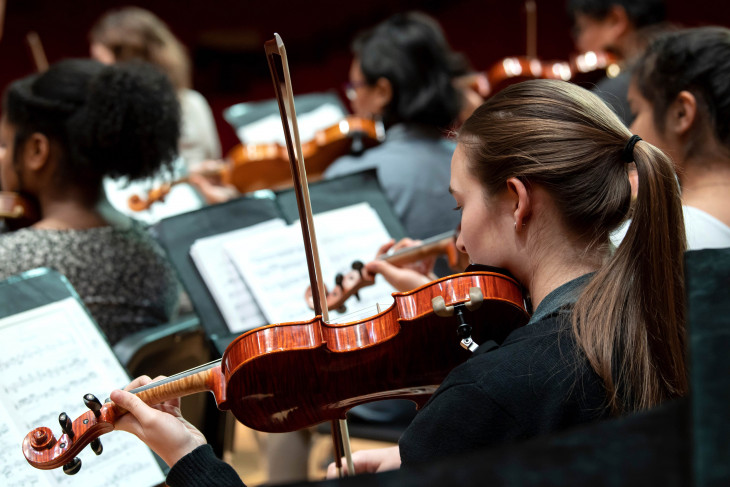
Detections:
[0, 59, 182, 345]
[628, 26, 730, 249]
[90, 6, 221, 222]
[567, 0, 671, 125]
[90, 6, 221, 168]
[324, 12, 465, 246]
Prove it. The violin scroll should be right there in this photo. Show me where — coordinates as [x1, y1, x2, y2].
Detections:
[22, 394, 118, 473]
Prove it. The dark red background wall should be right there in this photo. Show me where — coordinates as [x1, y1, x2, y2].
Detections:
[2, 0, 728, 153]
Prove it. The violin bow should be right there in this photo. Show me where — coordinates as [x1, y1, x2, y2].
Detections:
[525, 0, 537, 59]
[264, 33, 355, 478]
[0, 0, 5, 43]
[26, 30, 49, 72]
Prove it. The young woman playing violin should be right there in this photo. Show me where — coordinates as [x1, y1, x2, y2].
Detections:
[108, 78, 687, 485]
[627, 26, 730, 249]
[0, 59, 182, 345]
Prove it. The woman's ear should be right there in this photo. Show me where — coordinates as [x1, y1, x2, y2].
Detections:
[604, 5, 631, 41]
[669, 90, 697, 137]
[21, 133, 50, 172]
[373, 77, 393, 113]
[506, 177, 531, 230]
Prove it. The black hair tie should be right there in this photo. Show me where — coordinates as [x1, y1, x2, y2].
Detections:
[622, 134, 642, 162]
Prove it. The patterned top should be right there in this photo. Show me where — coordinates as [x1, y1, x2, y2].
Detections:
[0, 220, 180, 345]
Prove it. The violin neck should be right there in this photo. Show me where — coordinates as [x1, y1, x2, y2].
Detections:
[381, 231, 455, 267]
[120, 360, 225, 414]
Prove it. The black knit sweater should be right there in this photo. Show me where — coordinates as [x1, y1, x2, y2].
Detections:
[399, 273, 609, 465]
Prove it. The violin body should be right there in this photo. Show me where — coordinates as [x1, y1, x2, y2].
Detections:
[224, 116, 384, 193]
[463, 51, 619, 99]
[223, 269, 527, 432]
[23, 269, 528, 469]
[126, 116, 385, 211]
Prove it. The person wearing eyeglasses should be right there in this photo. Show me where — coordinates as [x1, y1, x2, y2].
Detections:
[325, 12, 467, 251]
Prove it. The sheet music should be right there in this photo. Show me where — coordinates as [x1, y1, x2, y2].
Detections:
[0, 298, 166, 487]
[189, 221, 283, 333]
[224, 203, 396, 324]
[236, 103, 345, 145]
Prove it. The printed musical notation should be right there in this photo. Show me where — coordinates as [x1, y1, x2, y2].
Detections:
[190, 202, 397, 328]
[0, 297, 166, 486]
[225, 202, 396, 324]
[189, 221, 278, 333]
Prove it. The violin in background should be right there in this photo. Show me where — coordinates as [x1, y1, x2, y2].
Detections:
[127, 115, 385, 211]
[225, 115, 384, 192]
[456, 1, 620, 105]
[461, 50, 618, 100]
[306, 231, 468, 312]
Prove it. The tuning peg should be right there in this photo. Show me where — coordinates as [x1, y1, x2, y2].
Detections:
[59, 412, 74, 439]
[351, 260, 364, 276]
[335, 273, 344, 291]
[63, 457, 82, 475]
[91, 438, 103, 455]
[84, 393, 102, 419]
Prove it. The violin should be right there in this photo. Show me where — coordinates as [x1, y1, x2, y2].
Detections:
[126, 178, 189, 211]
[461, 51, 618, 100]
[22, 268, 529, 471]
[307, 231, 463, 312]
[0, 191, 40, 230]
[457, 2, 618, 100]
[225, 115, 384, 192]
[22, 34, 529, 477]
[126, 116, 384, 211]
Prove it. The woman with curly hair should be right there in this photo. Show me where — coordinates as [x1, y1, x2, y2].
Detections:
[0, 58, 182, 345]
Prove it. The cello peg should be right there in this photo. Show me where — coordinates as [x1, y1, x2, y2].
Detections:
[84, 393, 102, 418]
[59, 412, 74, 439]
[62, 457, 82, 475]
[91, 438, 103, 455]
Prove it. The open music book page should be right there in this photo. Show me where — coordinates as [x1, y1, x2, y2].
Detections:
[0, 296, 166, 487]
[193, 202, 395, 326]
[189, 221, 281, 333]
